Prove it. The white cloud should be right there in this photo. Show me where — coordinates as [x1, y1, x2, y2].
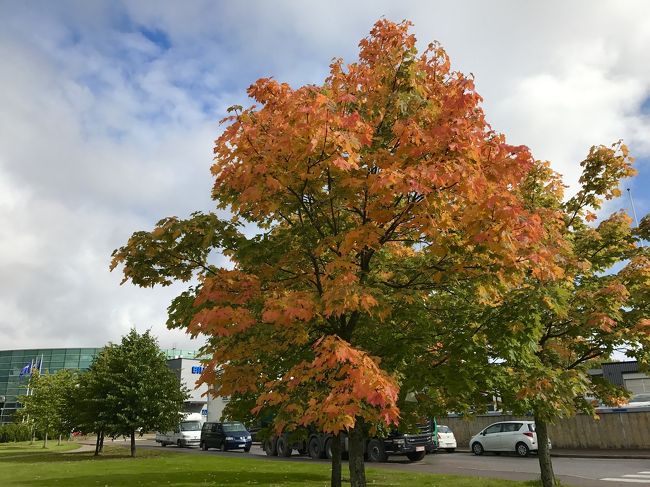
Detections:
[1, 0, 649, 350]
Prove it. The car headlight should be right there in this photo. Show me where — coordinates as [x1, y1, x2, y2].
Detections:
[225, 436, 234, 441]
[395, 439, 405, 446]
[246, 435, 252, 440]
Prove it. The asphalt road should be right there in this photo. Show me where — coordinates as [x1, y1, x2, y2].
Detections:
[137, 439, 650, 487]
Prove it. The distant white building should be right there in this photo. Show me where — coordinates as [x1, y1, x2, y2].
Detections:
[165, 356, 232, 421]
[166, 357, 208, 418]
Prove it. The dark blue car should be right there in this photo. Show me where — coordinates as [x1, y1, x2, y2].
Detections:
[200, 421, 252, 452]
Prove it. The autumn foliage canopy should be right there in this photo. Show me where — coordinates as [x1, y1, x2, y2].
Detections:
[113, 20, 571, 437]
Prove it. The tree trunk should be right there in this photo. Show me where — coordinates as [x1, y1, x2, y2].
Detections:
[130, 429, 136, 457]
[348, 419, 366, 487]
[43, 431, 48, 449]
[94, 431, 101, 456]
[330, 433, 342, 487]
[99, 431, 104, 453]
[58, 434, 61, 446]
[535, 416, 555, 487]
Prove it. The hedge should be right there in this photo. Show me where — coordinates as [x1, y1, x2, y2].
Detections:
[0, 423, 33, 443]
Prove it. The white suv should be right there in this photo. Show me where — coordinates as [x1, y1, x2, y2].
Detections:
[470, 421, 548, 457]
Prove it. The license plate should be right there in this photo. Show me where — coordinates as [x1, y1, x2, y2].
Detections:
[238, 444, 245, 448]
[416, 446, 425, 452]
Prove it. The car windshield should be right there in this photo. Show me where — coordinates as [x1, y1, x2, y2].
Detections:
[222, 422, 247, 433]
[630, 394, 650, 403]
[181, 421, 202, 431]
[438, 426, 451, 433]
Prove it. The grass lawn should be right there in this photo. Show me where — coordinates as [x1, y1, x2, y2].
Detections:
[0, 443, 542, 486]
[0, 440, 81, 455]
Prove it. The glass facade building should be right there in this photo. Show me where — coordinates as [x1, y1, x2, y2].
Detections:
[0, 347, 199, 424]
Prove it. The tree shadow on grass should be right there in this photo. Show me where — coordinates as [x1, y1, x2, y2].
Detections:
[0, 451, 158, 464]
[15, 470, 334, 486]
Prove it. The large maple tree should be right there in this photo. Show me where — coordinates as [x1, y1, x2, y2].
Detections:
[112, 20, 565, 486]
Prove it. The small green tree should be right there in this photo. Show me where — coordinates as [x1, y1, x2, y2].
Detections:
[83, 329, 188, 457]
[18, 369, 78, 447]
[71, 349, 116, 455]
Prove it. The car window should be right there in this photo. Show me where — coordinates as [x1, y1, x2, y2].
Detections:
[527, 423, 535, 432]
[181, 421, 202, 431]
[484, 424, 502, 434]
[438, 426, 451, 433]
[223, 422, 246, 433]
[502, 423, 522, 432]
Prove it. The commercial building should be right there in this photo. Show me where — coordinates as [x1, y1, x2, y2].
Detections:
[0, 347, 200, 424]
[589, 361, 650, 395]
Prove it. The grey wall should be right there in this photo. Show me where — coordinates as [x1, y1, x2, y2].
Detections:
[443, 411, 650, 449]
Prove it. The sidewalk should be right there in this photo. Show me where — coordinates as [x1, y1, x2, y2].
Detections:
[454, 448, 650, 459]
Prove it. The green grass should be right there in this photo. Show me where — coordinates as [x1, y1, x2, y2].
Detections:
[0, 440, 81, 456]
[0, 444, 542, 486]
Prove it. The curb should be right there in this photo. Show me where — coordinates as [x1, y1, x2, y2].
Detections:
[453, 449, 650, 460]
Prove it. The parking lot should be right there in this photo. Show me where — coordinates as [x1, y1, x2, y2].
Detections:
[135, 438, 650, 487]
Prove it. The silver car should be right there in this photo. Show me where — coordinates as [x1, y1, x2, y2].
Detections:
[470, 420, 549, 457]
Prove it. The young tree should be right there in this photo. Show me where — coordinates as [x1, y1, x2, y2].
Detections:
[429, 146, 649, 487]
[76, 330, 188, 457]
[112, 20, 564, 486]
[18, 369, 78, 448]
[498, 145, 650, 487]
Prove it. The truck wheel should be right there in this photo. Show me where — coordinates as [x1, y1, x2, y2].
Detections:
[298, 442, 308, 456]
[276, 436, 292, 457]
[446, 448, 455, 453]
[177, 440, 182, 448]
[220, 441, 227, 452]
[324, 438, 333, 459]
[406, 451, 426, 462]
[161, 442, 167, 447]
[244, 445, 251, 453]
[367, 439, 388, 462]
[308, 436, 323, 459]
[201, 442, 208, 451]
[263, 437, 277, 456]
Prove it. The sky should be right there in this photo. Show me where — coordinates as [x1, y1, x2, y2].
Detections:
[1, 0, 649, 352]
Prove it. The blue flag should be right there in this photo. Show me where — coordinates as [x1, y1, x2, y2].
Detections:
[19, 362, 31, 377]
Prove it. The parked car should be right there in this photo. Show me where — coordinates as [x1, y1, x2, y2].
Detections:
[155, 413, 203, 448]
[200, 421, 252, 452]
[470, 421, 549, 457]
[436, 425, 457, 452]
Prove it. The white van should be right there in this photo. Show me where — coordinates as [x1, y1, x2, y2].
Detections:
[155, 413, 204, 448]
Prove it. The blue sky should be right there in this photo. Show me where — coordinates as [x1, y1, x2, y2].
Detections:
[1, 0, 649, 350]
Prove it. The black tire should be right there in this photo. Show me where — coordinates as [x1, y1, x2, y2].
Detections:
[298, 443, 308, 456]
[367, 439, 388, 462]
[263, 437, 277, 456]
[244, 445, 251, 453]
[201, 441, 208, 451]
[324, 438, 333, 460]
[406, 451, 426, 462]
[472, 442, 484, 456]
[161, 442, 167, 447]
[446, 448, 455, 453]
[177, 440, 182, 448]
[516, 442, 529, 457]
[308, 436, 323, 460]
[220, 440, 227, 452]
[276, 435, 292, 457]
